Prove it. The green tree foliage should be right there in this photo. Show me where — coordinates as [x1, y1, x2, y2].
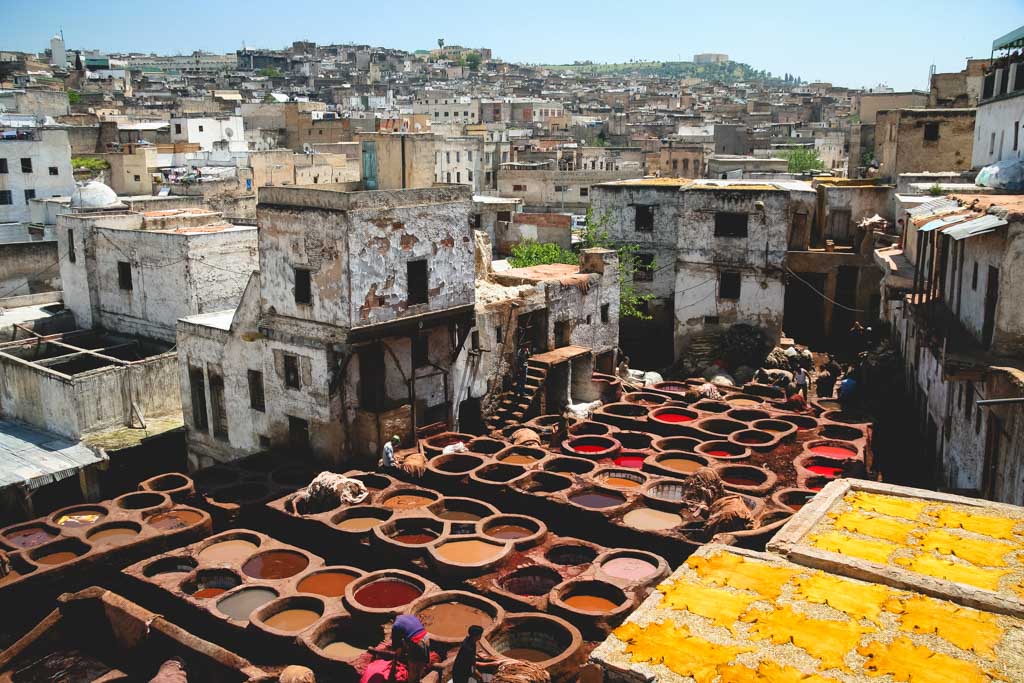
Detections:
[778, 147, 826, 173]
[258, 67, 282, 78]
[579, 209, 656, 320]
[465, 52, 483, 71]
[507, 241, 577, 268]
[67, 89, 80, 105]
[72, 156, 110, 172]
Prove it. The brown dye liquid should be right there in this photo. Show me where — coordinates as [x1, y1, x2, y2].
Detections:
[322, 641, 364, 659]
[148, 509, 204, 530]
[436, 539, 504, 565]
[502, 647, 550, 663]
[264, 608, 321, 631]
[4, 526, 57, 548]
[730, 398, 760, 406]
[89, 527, 139, 544]
[603, 476, 641, 488]
[36, 550, 80, 565]
[486, 524, 533, 540]
[661, 458, 703, 473]
[54, 512, 103, 527]
[436, 510, 482, 521]
[501, 454, 539, 465]
[198, 539, 258, 564]
[337, 517, 384, 532]
[242, 550, 308, 579]
[193, 587, 227, 598]
[724, 476, 761, 487]
[297, 571, 356, 597]
[563, 593, 620, 611]
[217, 587, 277, 620]
[392, 531, 438, 544]
[418, 602, 492, 638]
[384, 494, 433, 509]
[623, 508, 682, 531]
[569, 491, 623, 509]
[353, 579, 422, 608]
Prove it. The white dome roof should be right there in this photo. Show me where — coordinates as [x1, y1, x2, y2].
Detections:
[70, 181, 119, 209]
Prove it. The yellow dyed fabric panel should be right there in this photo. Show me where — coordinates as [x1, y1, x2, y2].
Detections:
[847, 491, 927, 520]
[659, 579, 760, 628]
[927, 506, 1023, 540]
[792, 572, 893, 623]
[831, 509, 917, 544]
[916, 528, 1015, 567]
[887, 594, 1004, 659]
[741, 604, 873, 669]
[809, 530, 897, 564]
[858, 636, 1004, 683]
[895, 553, 1011, 591]
[686, 551, 799, 599]
[718, 661, 838, 682]
[613, 620, 752, 683]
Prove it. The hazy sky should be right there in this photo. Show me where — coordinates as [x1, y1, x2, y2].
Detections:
[3, 0, 1022, 91]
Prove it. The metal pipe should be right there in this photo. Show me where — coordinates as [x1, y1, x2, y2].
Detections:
[976, 397, 1024, 406]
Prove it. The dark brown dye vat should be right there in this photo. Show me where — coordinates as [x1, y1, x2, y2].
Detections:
[516, 472, 572, 494]
[475, 464, 524, 483]
[146, 473, 190, 491]
[3, 524, 58, 549]
[436, 454, 483, 473]
[543, 456, 596, 475]
[147, 508, 204, 531]
[352, 473, 391, 490]
[417, 600, 494, 639]
[354, 579, 423, 608]
[298, 569, 360, 597]
[545, 544, 598, 567]
[500, 566, 561, 596]
[466, 437, 506, 455]
[568, 489, 625, 509]
[143, 556, 197, 577]
[116, 492, 166, 510]
[32, 539, 89, 565]
[242, 550, 309, 580]
[486, 524, 533, 540]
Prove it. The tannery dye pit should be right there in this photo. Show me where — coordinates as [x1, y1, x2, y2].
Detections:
[353, 580, 423, 608]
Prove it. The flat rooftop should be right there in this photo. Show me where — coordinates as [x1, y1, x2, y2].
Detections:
[0, 419, 105, 493]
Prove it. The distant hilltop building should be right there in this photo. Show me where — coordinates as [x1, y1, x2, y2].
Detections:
[694, 53, 728, 64]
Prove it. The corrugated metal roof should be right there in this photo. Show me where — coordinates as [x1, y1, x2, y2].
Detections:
[994, 26, 1024, 51]
[944, 214, 1008, 241]
[0, 420, 106, 491]
[907, 197, 959, 218]
[918, 213, 969, 232]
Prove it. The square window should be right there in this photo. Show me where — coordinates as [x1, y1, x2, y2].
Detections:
[23, 189, 35, 203]
[0, 190, 10, 205]
[248, 369, 265, 411]
[133, 175, 140, 182]
[512, 184, 527, 192]
[20, 158, 32, 173]
[634, 205, 654, 231]
[719, 271, 741, 300]
[407, 260, 428, 305]
[117, 261, 133, 290]
[704, 315, 720, 325]
[714, 212, 748, 237]
[284, 354, 301, 389]
[294, 267, 312, 304]
[923, 122, 939, 141]
[412, 335, 428, 368]
[579, 187, 589, 197]
[633, 253, 655, 281]
[198, 125, 204, 132]
[48, 166, 58, 176]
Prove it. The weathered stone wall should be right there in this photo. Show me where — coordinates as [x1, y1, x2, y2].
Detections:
[0, 240, 61, 296]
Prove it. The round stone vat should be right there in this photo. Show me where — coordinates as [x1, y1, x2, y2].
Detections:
[543, 456, 596, 475]
[481, 514, 546, 549]
[140, 473, 194, 500]
[650, 436, 702, 453]
[644, 451, 712, 480]
[696, 440, 750, 461]
[242, 548, 310, 580]
[795, 454, 848, 480]
[86, 521, 142, 547]
[411, 590, 504, 645]
[498, 565, 562, 597]
[496, 446, 547, 466]
[821, 410, 871, 425]
[525, 414, 567, 439]
[30, 537, 90, 566]
[567, 420, 614, 437]
[465, 437, 507, 455]
[729, 429, 777, 450]
[143, 555, 197, 577]
[596, 549, 668, 586]
[650, 381, 692, 396]
[422, 432, 474, 458]
[622, 506, 685, 531]
[641, 479, 693, 507]
[752, 419, 797, 439]
[50, 504, 108, 529]
[714, 464, 777, 495]
[695, 417, 747, 436]
[545, 543, 598, 567]
[307, 616, 384, 662]
[593, 467, 648, 490]
[349, 472, 393, 491]
[181, 568, 242, 599]
[614, 430, 653, 451]
[692, 400, 730, 413]
[381, 488, 440, 511]
[345, 569, 430, 617]
[649, 406, 700, 432]
[803, 475, 833, 492]
[805, 439, 861, 459]
[1, 521, 59, 550]
[726, 407, 771, 423]
[428, 452, 485, 478]
[296, 566, 363, 598]
[567, 487, 628, 511]
[470, 463, 526, 485]
[743, 383, 786, 400]
[376, 517, 445, 550]
[777, 414, 820, 431]
[215, 586, 279, 622]
[621, 391, 669, 406]
[331, 506, 392, 534]
[196, 532, 262, 564]
[145, 507, 207, 532]
[482, 614, 582, 673]
[428, 536, 511, 578]
[114, 491, 170, 511]
[427, 497, 498, 523]
[819, 424, 865, 442]
[597, 402, 649, 420]
[252, 595, 325, 635]
[513, 471, 573, 495]
[561, 435, 621, 459]
[725, 393, 763, 407]
[612, 454, 645, 469]
[210, 482, 271, 505]
[771, 487, 818, 512]
[551, 578, 631, 622]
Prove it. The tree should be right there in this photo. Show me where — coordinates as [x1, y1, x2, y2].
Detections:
[67, 89, 80, 105]
[437, 38, 445, 50]
[508, 241, 577, 268]
[778, 147, 825, 173]
[258, 67, 282, 78]
[579, 209, 656, 320]
[465, 52, 483, 71]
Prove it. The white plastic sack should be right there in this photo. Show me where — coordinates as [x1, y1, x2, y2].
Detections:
[976, 159, 1024, 191]
[565, 400, 602, 421]
[441, 442, 467, 455]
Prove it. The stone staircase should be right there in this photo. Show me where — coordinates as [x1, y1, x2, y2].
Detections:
[484, 359, 548, 433]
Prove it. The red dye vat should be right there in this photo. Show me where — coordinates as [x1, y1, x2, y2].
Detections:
[810, 445, 857, 458]
[807, 465, 843, 477]
[354, 579, 422, 609]
[705, 450, 732, 458]
[654, 413, 693, 423]
[573, 445, 607, 454]
[614, 456, 644, 469]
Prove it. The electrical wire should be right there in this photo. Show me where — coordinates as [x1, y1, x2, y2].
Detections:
[0, 252, 67, 301]
[784, 266, 865, 312]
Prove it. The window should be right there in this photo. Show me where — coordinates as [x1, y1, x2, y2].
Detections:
[133, 175, 141, 182]
[412, 335, 428, 368]
[512, 184, 527, 192]
[975, 408, 982, 434]
[284, 354, 301, 389]
[719, 271, 741, 300]
[20, 158, 32, 173]
[0, 190, 10, 205]
[294, 267, 312, 305]
[634, 205, 654, 231]
[117, 261, 132, 290]
[189, 367, 208, 433]
[704, 315, 721, 325]
[923, 122, 940, 141]
[468, 170, 473, 182]
[67, 229, 75, 263]
[23, 189, 35, 203]
[554, 185, 567, 192]
[248, 369, 265, 411]
[579, 187, 589, 197]
[175, 123, 182, 134]
[634, 253, 655, 281]
[1015, 122, 1020, 152]
[0, 159, 7, 173]
[209, 372, 228, 441]
[407, 260, 428, 305]
[966, 381, 974, 419]
[495, 325, 503, 343]
[601, 303, 609, 323]
[672, 159, 679, 171]
[456, 171, 461, 183]
[467, 151, 473, 161]
[455, 152, 460, 162]
[972, 261, 978, 290]
[715, 212, 749, 237]
[990, 132, 996, 155]
[48, 166, 58, 176]
[198, 125, 204, 132]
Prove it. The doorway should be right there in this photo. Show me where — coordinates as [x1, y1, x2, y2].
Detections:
[783, 272, 827, 347]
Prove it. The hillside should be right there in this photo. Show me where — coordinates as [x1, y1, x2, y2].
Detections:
[542, 59, 800, 85]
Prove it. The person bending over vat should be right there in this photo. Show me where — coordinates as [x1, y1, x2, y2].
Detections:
[362, 615, 439, 683]
[452, 625, 498, 683]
